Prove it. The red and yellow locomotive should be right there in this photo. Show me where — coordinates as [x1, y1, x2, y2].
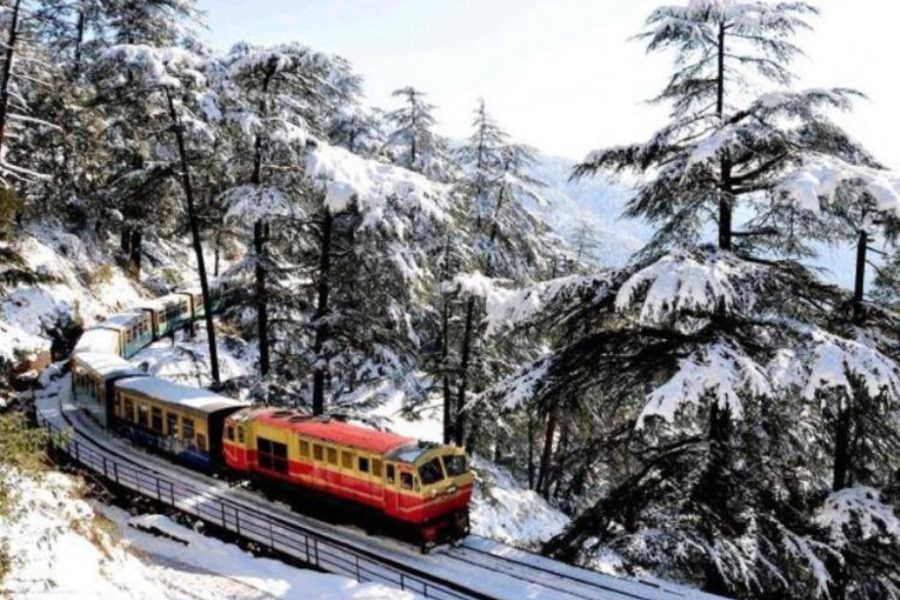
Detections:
[222, 408, 473, 545]
[70, 285, 473, 548]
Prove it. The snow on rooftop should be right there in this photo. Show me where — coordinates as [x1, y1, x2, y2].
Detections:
[72, 352, 143, 378]
[73, 328, 121, 355]
[116, 376, 249, 413]
[99, 311, 146, 329]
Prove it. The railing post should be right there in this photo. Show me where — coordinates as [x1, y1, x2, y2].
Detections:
[73, 441, 80, 463]
[169, 481, 176, 507]
[234, 509, 241, 536]
[156, 479, 162, 501]
[112, 461, 119, 484]
[355, 555, 360, 582]
[268, 520, 274, 548]
[400, 573, 406, 590]
[102, 456, 107, 478]
[220, 503, 227, 528]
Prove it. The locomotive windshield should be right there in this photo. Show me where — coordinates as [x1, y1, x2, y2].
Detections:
[419, 457, 445, 485]
[442, 454, 467, 477]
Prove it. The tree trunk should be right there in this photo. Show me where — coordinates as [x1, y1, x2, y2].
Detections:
[165, 88, 220, 385]
[833, 401, 853, 491]
[254, 220, 270, 376]
[73, 9, 85, 80]
[441, 236, 454, 444]
[715, 21, 733, 252]
[550, 417, 571, 500]
[536, 409, 558, 498]
[120, 226, 131, 256]
[0, 0, 21, 151]
[454, 295, 475, 446]
[312, 210, 333, 415]
[527, 407, 536, 489]
[853, 227, 867, 324]
[1, 0, 21, 224]
[129, 229, 142, 278]
[213, 231, 221, 277]
[251, 64, 275, 377]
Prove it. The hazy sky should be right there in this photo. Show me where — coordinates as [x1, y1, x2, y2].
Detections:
[196, 1, 900, 168]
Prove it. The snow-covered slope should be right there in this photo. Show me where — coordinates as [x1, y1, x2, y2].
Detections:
[0, 467, 414, 599]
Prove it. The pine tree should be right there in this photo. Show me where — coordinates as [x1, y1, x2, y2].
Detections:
[483, 2, 900, 597]
[384, 86, 454, 182]
[94, 43, 222, 384]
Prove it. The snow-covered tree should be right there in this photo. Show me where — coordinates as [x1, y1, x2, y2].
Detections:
[481, 3, 900, 597]
[384, 86, 454, 182]
[220, 43, 332, 378]
[94, 43, 223, 383]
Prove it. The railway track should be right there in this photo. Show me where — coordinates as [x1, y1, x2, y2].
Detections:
[36, 376, 726, 600]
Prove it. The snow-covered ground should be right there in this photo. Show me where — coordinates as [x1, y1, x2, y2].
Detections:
[0, 466, 416, 599]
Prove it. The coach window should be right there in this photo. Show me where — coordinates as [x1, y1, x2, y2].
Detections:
[237, 426, 245, 443]
[151, 407, 163, 432]
[400, 472, 414, 490]
[226, 425, 235, 441]
[386, 464, 395, 484]
[299, 440, 310, 458]
[372, 459, 383, 478]
[197, 433, 207, 452]
[313, 444, 324, 462]
[137, 403, 149, 428]
[166, 412, 178, 437]
[123, 396, 134, 421]
[341, 451, 353, 470]
[326, 447, 338, 466]
[358, 457, 369, 473]
[182, 418, 195, 443]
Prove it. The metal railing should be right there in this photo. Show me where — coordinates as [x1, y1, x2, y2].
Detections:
[37, 412, 488, 600]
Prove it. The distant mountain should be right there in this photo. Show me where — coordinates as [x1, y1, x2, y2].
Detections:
[528, 154, 861, 289]
[525, 154, 649, 267]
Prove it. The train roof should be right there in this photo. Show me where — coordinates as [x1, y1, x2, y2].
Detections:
[98, 311, 146, 330]
[73, 328, 120, 355]
[72, 352, 145, 379]
[134, 299, 166, 311]
[115, 376, 250, 414]
[253, 409, 416, 456]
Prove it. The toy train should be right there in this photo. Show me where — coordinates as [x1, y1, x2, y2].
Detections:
[69, 284, 474, 547]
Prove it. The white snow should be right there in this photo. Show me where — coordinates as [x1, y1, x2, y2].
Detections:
[115, 376, 250, 413]
[816, 487, 900, 548]
[640, 343, 770, 426]
[224, 185, 299, 222]
[305, 142, 448, 228]
[616, 251, 762, 328]
[768, 327, 900, 403]
[0, 468, 168, 600]
[775, 154, 900, 217]
[104, 509, 419, 600]
[0, 466, 416, 600]
[469, 457, 570, 550]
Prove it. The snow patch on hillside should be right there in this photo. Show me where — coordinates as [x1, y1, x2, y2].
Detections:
[100, 507, 418, 599]
[0, 468, 167, 599]
[470, 457, 570, 550]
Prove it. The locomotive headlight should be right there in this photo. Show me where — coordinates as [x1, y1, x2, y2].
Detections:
[446, 485, 457, 495]
[429, 489, 438, 498]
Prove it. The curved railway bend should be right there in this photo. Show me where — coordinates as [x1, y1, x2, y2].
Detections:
[35, 376, 727, 600]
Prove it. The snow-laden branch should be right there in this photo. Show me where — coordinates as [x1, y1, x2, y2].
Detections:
[305, 142, 448, 228]
[615, 250, 765, 328]
[639, 342, 771, 426]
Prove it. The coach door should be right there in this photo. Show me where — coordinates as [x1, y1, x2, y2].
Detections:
[383, 462, 400, 513]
